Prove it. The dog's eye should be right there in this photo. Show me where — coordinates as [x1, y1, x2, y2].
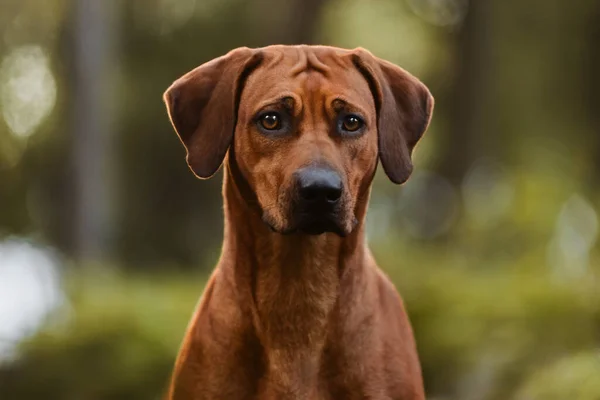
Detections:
[341, 115, 364, 133]
[259, 113, 281, 130]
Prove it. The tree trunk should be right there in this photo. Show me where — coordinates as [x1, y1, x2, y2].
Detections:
[70, 0, 116, 263]
[437, 0, 494, 185]
[283, 0, 328, 45]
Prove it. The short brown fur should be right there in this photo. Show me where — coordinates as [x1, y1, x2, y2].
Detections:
[163, 45, 434, 400]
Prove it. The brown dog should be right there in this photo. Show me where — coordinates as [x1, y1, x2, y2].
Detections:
[163, 45, 434, 400]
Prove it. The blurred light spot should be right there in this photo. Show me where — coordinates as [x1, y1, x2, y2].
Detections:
[134, 0, 203, 35]
[366, 192, 394, 242]
[516, 350, 600, 400]
[406, 0, 469, 28]
[0, 132, 27, 169]
[457, 350, 510, 400]
[0, 238, 65, 362]
[462, 158, 514, 228]
[547, 194, 598, 279]
[0, 46, 56, 139]
[157, 0, 197, 33]
[322, 0, 432, 76]
[398, 170, 459, 239]
[194, 0, 226, 18]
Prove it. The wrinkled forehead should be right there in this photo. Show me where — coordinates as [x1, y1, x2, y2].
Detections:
[240, 46, 375, 116]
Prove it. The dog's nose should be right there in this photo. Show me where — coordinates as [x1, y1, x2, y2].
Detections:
[296, 167, 343, 206]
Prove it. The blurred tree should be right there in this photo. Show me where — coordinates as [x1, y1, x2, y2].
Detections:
[435, 0, 495, 185]
[70, 0, 117, 262]
[584, 3, 600, 188]
[281, 0, 328, 44]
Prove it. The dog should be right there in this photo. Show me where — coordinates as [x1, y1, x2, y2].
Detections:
[163, 45, 434, 400]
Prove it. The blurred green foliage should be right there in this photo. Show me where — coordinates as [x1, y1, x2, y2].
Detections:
[1, 255, 598, 399]
[375, 240, 600, 400]
[0, 270, 204, 399]
[516, 351, 600, 400]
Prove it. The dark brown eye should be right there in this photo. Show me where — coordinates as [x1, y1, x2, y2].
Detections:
[342, 115, 363, 132]
[259, 113, 281, 130]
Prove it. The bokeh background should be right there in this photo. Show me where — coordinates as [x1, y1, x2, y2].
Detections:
[1, 0, 600, 399]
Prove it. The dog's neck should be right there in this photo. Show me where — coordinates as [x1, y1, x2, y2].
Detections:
[219, 161, 370, 396]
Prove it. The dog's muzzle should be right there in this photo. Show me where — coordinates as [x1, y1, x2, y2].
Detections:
[291, 165, 346, 236]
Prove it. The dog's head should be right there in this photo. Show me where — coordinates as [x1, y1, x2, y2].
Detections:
[163, 45, 433, 237]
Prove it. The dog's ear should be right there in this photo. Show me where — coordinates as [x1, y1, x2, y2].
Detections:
[163, 47, 263, 179]
[351, 48, 434, 184]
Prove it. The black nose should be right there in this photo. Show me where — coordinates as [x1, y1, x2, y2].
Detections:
[295, 167, 343, 206]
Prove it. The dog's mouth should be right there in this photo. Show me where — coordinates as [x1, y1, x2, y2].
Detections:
[294, 213, 347, 236]
[261, 188, 359, 237]
[263, 210, 353, 237]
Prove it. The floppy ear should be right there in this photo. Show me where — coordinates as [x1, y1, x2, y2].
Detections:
[351, 48, 434, 184]
[163, 47, 263, 179]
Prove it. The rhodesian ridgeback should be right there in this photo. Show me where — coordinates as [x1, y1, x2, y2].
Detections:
[163, 45, 434, 399]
